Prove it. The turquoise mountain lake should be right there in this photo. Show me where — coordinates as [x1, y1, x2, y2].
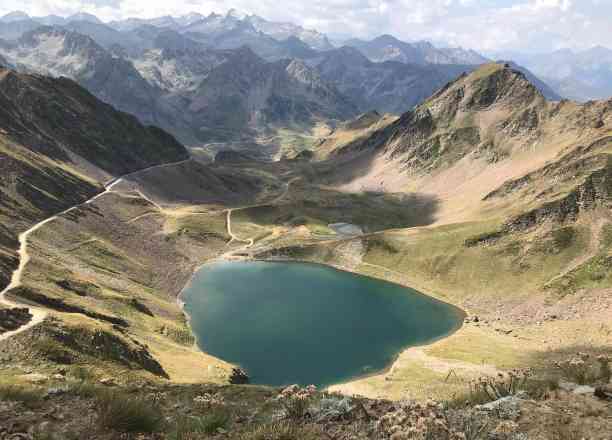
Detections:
[181, 261, 463, 387]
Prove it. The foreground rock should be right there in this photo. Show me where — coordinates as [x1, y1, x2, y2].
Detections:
[229, 367, 250, 384]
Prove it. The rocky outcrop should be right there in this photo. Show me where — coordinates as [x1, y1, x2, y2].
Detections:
[466, 156, 612, 247]
[9, 287, 129, 328]
[229, 367, 249, 384]
[504, 161, 612, 233]
[0, 307, 32, 333]
[40, 322, 168, 378]
[129, 298, 154, 317]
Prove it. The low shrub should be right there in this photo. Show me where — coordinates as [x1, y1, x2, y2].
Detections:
[168, 410, 231, 439]
[238, 422, 322, 440]
[468, 369, 533, 401]
[0, 384, 44, 408]
[275, 385, 317, 420]
[311, 395, 354, 421]
[554, 353, 611, 385]
[377, 400, 489, 440]
[96, 390, 163, 433]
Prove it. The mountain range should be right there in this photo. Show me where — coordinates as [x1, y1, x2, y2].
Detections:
[344, 34, 489, 66]
[3, 9, 608, 161]
[0, 10, 568, 158]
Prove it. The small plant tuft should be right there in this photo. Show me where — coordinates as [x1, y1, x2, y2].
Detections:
[168, 410, 231, 439]
[96, 390, 163, 433]
[238, 422, 322, 440]
[554, 352, 610, 385]
[0, 384, 44, 408]
[468, 369, 533, 401]
[275, 384, 317, 420]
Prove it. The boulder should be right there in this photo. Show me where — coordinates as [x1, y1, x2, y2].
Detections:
[0, 308, 32, 333]
[229, 367, 249, 384]
[594, 385, 612, 401]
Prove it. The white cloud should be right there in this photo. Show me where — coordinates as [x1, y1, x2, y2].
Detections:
[0, 0, 610, 52]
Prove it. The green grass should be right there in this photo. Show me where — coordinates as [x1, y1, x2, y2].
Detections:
[0, 384, 44, 408]
[233, 188, 436, 234]
[162, 323, 196, 346]
[548, 253, 612, 296]
[237, 422, 322, 440]
[96, 390, 163, 433]
[360, 221, 589, 303]
[168, 410, 231, 439]
[601, 224, 612, 250]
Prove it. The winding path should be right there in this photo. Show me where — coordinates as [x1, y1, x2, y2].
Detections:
[224, 177, 300, 250]
[0, 158, 190, 342]
[544, 217, 608, 287]
[226, 209, 254, 247]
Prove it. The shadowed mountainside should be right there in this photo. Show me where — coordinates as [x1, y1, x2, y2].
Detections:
[0, 67, 188, 289]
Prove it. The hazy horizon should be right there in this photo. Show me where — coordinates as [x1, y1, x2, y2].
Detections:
[1, 1, 611, 54]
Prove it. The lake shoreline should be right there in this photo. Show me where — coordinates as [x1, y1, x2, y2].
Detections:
[177, 255, 466, 389]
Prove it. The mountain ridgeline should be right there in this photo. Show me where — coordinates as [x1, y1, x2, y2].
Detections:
[0, 26, 359, 146]
[0, 67, 188, 289]
[0, 9, 565, 154]
[319, 63, 611, 231]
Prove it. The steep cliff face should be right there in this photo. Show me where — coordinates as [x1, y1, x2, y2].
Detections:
[131, 45, 227, 93]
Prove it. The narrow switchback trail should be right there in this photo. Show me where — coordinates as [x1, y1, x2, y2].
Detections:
[544, 217, 609, 287]
[224, 177, 300, 253]
[0, 159, 191, 342]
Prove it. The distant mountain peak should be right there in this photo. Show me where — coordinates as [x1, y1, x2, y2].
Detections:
[67, 12, 103, 24]
[346, 36, 488, 66]
[181, 12, 204, 20]
[226, 9, 248, 20]
[373, 34, 401, 43]
[0, 11, 30, 23]
[428, 63, 545, 112]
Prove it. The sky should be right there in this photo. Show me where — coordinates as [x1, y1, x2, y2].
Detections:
[1, 0, 611, 53]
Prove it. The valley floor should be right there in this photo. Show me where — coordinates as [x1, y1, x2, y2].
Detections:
[0, 155, 610, 403]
